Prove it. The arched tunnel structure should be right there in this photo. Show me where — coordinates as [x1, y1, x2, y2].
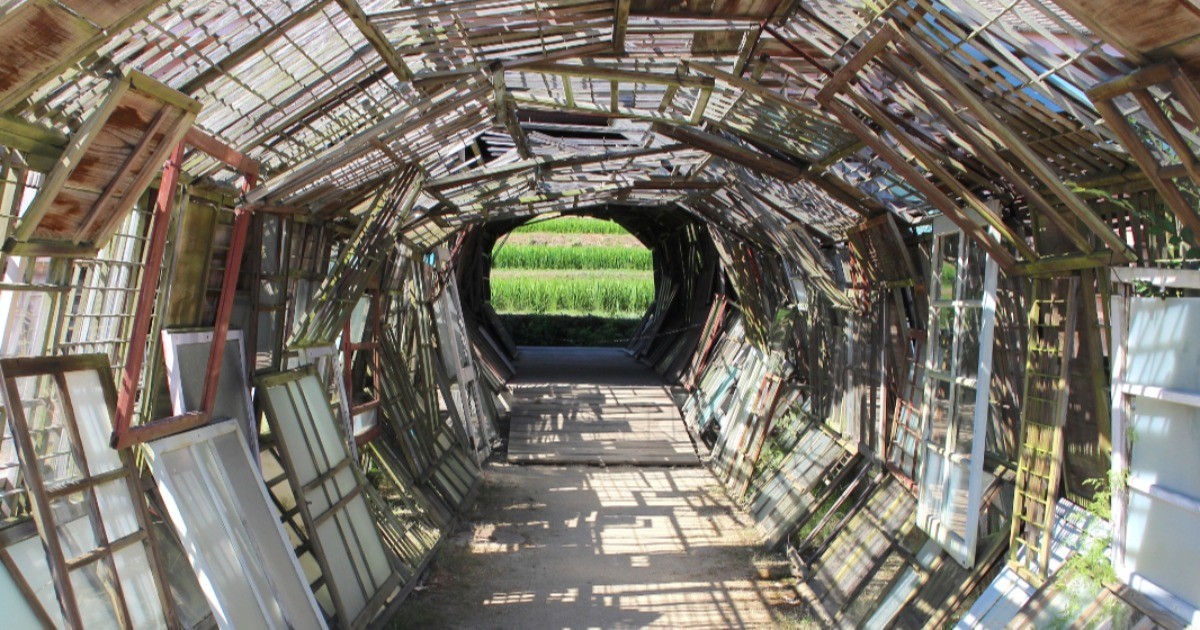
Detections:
[0, 1, 1199, 628]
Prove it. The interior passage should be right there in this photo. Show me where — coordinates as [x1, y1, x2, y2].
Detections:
[506, 347, 698, 466]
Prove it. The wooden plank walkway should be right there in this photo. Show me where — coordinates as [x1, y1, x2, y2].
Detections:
[507, 347, 699, 466]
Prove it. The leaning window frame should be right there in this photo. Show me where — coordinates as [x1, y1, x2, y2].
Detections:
[1109, 267, 1200, 626]
[916, 215, 998, 568]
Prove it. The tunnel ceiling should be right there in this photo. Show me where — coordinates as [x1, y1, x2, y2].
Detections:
[3, 0, 1198, 284]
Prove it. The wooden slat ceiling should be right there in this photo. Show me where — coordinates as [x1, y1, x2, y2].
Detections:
[1, 0, 1198, 252]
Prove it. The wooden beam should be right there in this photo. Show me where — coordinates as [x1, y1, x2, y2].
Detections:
[112, 143, 185, 444]
[516, 62, 714, 90]
[1093, 99, 1200, 243]
[426, 143, 687, 190]
[815, 26, 895, 104]
[614, 0, 631, 55]
[184, 127, 259, 178]
[820, 98, 1019, 271]
[1086, 62, 1176, 103]
[180, 1, 336, 94]
[898, 29, 1135, 260]
[884, 59, 1097, 256]
[651, 121, 806, 181]
[334, 0, 413, 83]
[827, 89, 1037, 263]
[247, 77, 492, 203]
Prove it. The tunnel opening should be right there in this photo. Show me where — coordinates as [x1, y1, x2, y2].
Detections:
[488, 214, 654, 347]
[454, 203, 730, 382]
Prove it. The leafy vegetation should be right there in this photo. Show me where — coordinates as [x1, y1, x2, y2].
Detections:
[490, 272, 653, 316]
[492, 244, 652, 270]
[511, 217, 629, 235]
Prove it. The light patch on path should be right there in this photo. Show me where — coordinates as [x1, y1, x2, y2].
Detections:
[393, 464, 788, 629]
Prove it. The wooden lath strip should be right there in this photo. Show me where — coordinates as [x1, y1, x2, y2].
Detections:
[893, 26, 1135, 261]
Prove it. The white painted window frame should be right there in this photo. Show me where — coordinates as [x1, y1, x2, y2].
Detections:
[145, 419, 327, 630]
[161, 328, 257, 455]
[1109, 267, 1200, 627]
[916, 215, 998, 568]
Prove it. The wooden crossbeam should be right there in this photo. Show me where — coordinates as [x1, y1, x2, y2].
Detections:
[651, 121, 806, 181]
[515, 63, 714, 90]
[614, 0, 631, 55]
[426, 143, 687, 190]
[1088, 60, 1200, 245]
[895, 28, 1135, 261]
[819, 97, 1020, 271]
[334, 0, 414, 83]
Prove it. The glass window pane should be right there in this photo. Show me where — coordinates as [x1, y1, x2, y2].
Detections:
[4, 534, 65, 627]
[113, 544, 166, 629]
[70, 561, 122, 630]
[1125, 491, 1200, 610]
[95, 479, 139, 541]
[1126, 297, 1200, 392]
[932, 307, 954, 374]
[935, 234, 959, 302]
[1129, 397, 1200, 507]
[15, 375, 82, 488]
[929, 380, 951, 449]
[54, 495, 97, 560]
[953, 386, 977, 456]
[956, 308, 981, 382]
[63, 371, 121, 476]
[959, 239, 986, 301]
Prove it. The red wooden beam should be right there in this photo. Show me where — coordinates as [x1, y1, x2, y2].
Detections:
[199, 171, 258, 415]
[111, 143, 186, 446]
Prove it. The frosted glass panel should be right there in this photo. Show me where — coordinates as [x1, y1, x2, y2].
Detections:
[113, 545, 166, 630]
[95, 478, 139, 540]
[1125, 491, 1200, 609]
[71, 561, 121, 630]
[0, 557, 45, 629]
[3, 535, 64, 627]
[1129, 397, 1200, 498]
[1126, 298, 1200, 391]
[299, 376, 344, 465]
[64, 370, 121, 475]
[148, 422, 326, 630]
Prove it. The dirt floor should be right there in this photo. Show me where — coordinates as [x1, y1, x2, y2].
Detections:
[390, 463, 802, 629]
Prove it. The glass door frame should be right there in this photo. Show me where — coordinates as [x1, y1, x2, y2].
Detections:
[917, 215, 998, 567]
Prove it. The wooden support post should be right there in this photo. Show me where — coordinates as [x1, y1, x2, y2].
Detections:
[613, 0, 631, 55]
[111, 143, 185, 445]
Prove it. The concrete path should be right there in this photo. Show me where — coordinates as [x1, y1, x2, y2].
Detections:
[506, 347, 698, 466]
[393, 465, 785, 629]
[388, 347, 788, 629]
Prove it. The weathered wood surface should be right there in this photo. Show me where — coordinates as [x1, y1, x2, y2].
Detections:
[507, 347, 698, 466]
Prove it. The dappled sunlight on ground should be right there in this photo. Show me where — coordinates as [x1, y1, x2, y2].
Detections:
[393, 464, 788, 629]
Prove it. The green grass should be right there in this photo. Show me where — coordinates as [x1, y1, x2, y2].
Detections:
[491, 271, 654, 316]
[511, 217, 628, 235]
[492, 244, 652, 271]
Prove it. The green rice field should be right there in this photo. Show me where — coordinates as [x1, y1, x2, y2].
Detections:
[492, 217, 654, 344]
[511, 217, 628, 235]
[492, 245, 652, 271]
